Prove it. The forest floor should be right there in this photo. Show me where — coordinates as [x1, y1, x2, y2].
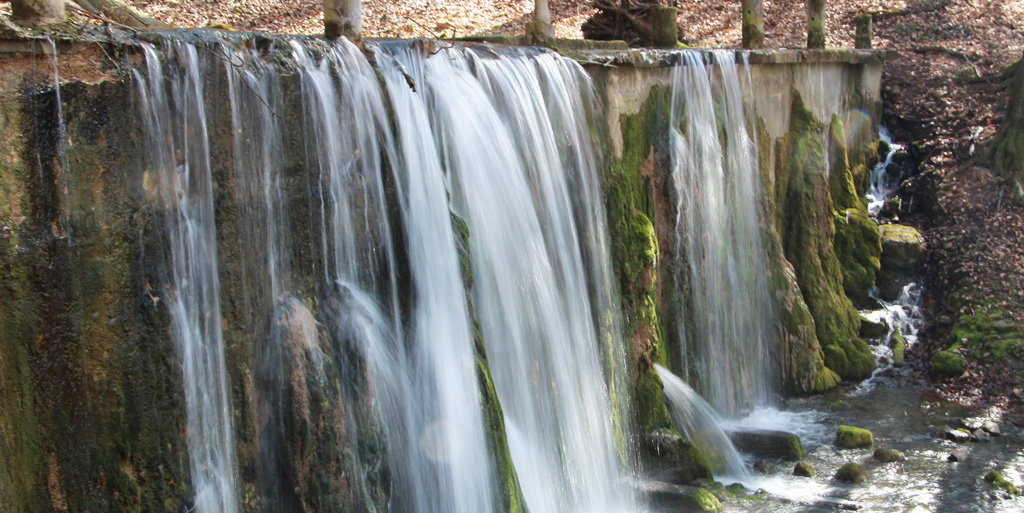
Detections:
[3, 0, 1023, 409]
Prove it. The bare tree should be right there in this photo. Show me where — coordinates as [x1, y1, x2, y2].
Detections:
[527, 0, 554, 43]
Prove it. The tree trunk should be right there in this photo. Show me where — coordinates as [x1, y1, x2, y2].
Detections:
[11, 0, 65, 23]
[742, 0, 764, 49]
[649, 6, 677, 48]
[71, 0, 170, 29]
[527, 0, 554, 43]
[806, 0, 826, 49]
[853, 14, 872, 49]
[325, 0, 361, 40]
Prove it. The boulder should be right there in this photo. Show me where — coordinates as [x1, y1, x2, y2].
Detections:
[794, 461, 816, 477]
[753, 460, 776, 474]
[729, 429, 805, 461]
[873, 448, 904, 462]
[983, 421, 1002, 436]
[878, 224, 924, 272]
[835, 463, 868, 484]
[641, 482, 724, 512]
[892, 332, 906, 367]
[948, 449, 969, 462]
[641, 429, 713, 484]
[836, 425, 874, 449]
[984, 470, 1020, 495]
[943, 427, 971, 443]
[931, 350, 964, 379]
[859, 316, 889, 339]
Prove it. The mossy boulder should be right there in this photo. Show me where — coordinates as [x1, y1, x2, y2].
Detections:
[685, 488, 725, 513]
[985, 470, 1020, 495]
[948, 310, 1024, 364]
[878, 224, 924, 273]
[931, 350, 964, 379]
[729, 429, 805, 461]
[859, 316, 888, 339]
[873, 447, 904, 462]
[794, 461, 816, 477]
[892, 331, 906, 367]
[836, 425, 874, 449]
[835, 463, 868, 484]
[641, 429, 713, 484]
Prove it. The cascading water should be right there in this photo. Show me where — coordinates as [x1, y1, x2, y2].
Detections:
[377, 43, 499, 513]
[378, 43, 639, 513]
[866, 127, 905, 216]
[654, 365, 749, 478]
[670, 51, 777, 415]
[133, 42, 240, 513]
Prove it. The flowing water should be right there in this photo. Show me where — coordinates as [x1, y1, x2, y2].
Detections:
[867, 127, 905, 216]
[133, 41, 240, 513]
[670, 51, 777, 416]
[377, 42, 639, 513]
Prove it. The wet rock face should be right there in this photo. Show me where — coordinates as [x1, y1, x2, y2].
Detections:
[729, 429, 806, 461]
[879, 224, 924, 272]
[640, 429, 713, 484]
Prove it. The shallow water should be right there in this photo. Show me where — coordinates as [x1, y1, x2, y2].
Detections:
[717, 376, 1024, 512]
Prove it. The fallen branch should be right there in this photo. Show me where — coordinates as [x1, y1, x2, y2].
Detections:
[68, 0, 170, 29]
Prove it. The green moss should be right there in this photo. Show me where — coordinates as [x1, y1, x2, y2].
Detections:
[835, 463, 867, 484]
[686, 488, 724, 513]
[756, 116, 836, 394]
[985, 470, 1020, 495]
[635, 368, 671, 431]
[836, 425, 874, 448]
[931, 350, 964, 379]
[873, 448, 904, 462]
[948, 310, 1024, 363]
[603, 88, 673, 430]
[892, 331, 906, 367]
[776, 94, 874, 382]
[794, 461, 816, 477]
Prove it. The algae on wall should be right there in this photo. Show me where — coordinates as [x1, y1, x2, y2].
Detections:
[773, 92, 875, 382]
[600, 84, 673, 432]
[0, 61, 191, 512]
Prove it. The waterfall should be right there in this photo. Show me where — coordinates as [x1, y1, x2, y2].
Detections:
[133, 42, 240, 513]
[377, 43, 498, 513]
[671, 51, 777, 415]
[867, 127, 904, 215]
[655, 365, 749, 478]
[378, 43, 639, 513]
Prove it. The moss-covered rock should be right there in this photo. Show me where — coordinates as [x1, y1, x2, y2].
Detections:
[836, 425, 874, 448]
[775, 94, 875, 382]
[948, 310, 1024, 364]
[641, 429, 714, 484]
[873, 447, 904, 462]
[859, 316, 888, 339]
[892, 331, 906, 367]
[793, 461, 816, 477]
[730, 429, 805, 461]
[985, 470, 1020, 495]
[685, 488, 725, 513]
[931, 350, 964, 379]
[835, 463, 868, 484]
[878, 224, 924, 272]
